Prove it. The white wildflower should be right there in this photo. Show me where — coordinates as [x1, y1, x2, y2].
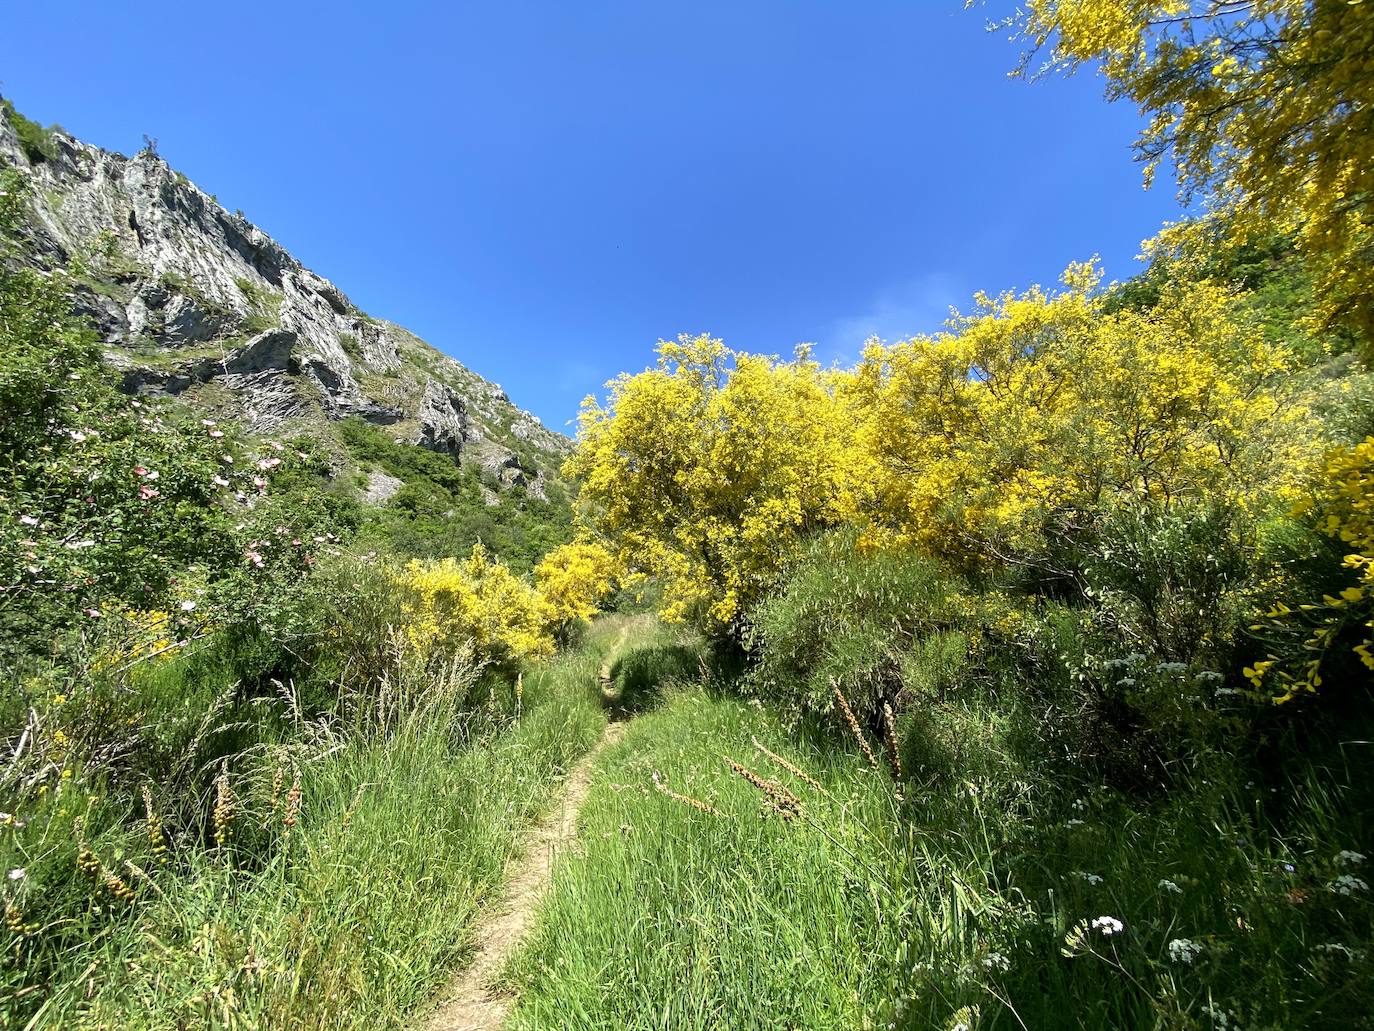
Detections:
[6, 868, 25, 881]
[1168, 938, 1202, 964]
[981, 951, 1011, 973]
[1091, 915, 1124, 936]
[1330, 875, 1369, 896]
[1158, 879, 1182, 894]
[1315, 943, 1363, 960]
[1075, 871, 1104, 885]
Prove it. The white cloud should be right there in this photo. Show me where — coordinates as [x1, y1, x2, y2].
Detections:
[813, 272, 967, 367]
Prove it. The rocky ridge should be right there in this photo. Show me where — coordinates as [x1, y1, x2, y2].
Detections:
[0, 103, 570, 497]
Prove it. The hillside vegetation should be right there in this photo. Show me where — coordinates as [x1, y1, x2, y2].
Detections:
[3, 3, 1373, 1030]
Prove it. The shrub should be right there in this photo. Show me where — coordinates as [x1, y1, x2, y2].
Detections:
[533, 541, 618, 632]
[744, 529, 965, 720]
[397, 544, 555, 668]
[1, 99, 59, 164]
[1250, 436, 1374, 704]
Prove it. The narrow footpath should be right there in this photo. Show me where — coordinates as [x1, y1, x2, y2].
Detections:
[418, 627, 633, 1031]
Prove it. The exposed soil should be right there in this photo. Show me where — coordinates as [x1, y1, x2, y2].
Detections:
[418, 625, 634, 1030]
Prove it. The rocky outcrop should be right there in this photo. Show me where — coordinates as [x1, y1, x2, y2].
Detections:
[415, 381, 472, 456]
[0, 103, 571, 494]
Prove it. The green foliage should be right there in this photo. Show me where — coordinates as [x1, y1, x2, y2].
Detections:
[0, 627, 609, 1028]
[505, 665, 1374, 1031]
[338, 418, 572, 573]
[1, 99, 60, 164]
[0, 170, 339, 676]
[234, 276, 281, 332]
[744, 529, 965, 720]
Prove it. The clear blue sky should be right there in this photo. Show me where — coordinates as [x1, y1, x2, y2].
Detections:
[4, 1, 1180, 433]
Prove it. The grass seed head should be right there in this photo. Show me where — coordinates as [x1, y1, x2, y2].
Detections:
[213, 768, 235, 848]
[724, 755, 802, 820]
[881, 702, 903, 784]
[283, 776, 302, 831]
[142, 785, 168, 862]
[651, 771, 724, 816]
[831, 682, 879, 770]
[750, 735, 825, 795]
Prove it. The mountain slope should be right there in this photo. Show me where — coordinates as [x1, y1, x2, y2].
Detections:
[0, 100, 570, 503]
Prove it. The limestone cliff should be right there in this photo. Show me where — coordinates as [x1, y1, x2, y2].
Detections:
[0, 102, 570, 498]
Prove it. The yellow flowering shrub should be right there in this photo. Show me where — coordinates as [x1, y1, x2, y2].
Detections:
[567, 273, 1323, 632]
[565, 334, 867, 632]
[852, 261, 1315, 564]
[91, 607, 207, 672]
[534, 541, 619, 626]
[1248, 437, 1374, 703]
[398, 544, 554, 665]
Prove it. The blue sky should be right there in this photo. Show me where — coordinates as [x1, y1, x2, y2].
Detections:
[4, 1, 1181, 432]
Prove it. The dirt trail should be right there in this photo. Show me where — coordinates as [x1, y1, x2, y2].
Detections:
[418, 626, 634, 1031]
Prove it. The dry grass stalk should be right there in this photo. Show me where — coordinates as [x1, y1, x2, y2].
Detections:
[213, 767, 235, 848]
[652, 771, 723, 816]
[283, 776, 302, 832]
[724, 755, 802, 820]
[881, 702, 903, 783]
[832, 683, 879, 770]
[750, 735, 826, 795]
[123, 859, 168, 901]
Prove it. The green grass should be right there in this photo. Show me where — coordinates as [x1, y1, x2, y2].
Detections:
[503, 674, 1374, 1030]
[503, 685, 916, 1030]
[2, 625, 622, 1029]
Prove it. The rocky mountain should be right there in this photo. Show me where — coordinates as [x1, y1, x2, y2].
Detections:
[0, 100, 571, 500]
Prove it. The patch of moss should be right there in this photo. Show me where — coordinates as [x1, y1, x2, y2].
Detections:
[234, 276, 283, 332]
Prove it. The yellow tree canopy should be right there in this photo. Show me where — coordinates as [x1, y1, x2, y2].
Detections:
[565, 334, 866, 631]
[852, 260, 1316, 564]
[1007, 0, 1374, 341]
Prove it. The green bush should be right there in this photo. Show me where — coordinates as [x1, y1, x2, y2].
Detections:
[1, 99, 59, 164]
[744, 529, 965, 721]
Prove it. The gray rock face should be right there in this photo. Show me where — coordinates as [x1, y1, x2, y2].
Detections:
[363, 470, 406, 505]
[415, 380, 471, 456]
[0, 106, 571, 493]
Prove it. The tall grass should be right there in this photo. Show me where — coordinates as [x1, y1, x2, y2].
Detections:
[1, 624, 614, 1029]
[503, 681, 1374, 1030]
